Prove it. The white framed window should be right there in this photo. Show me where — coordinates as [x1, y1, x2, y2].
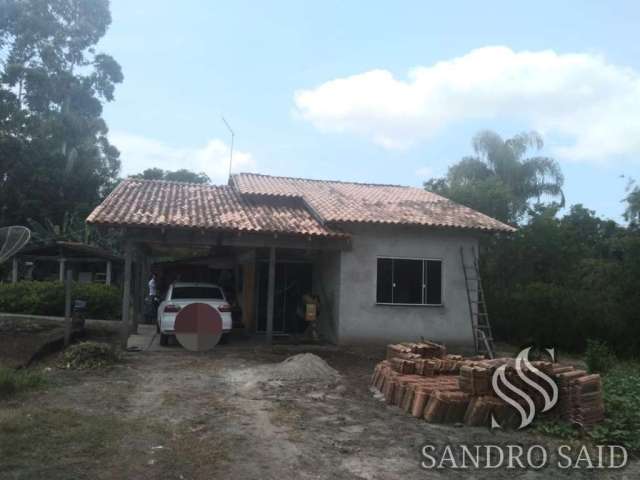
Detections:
[376, 257, 443, 305]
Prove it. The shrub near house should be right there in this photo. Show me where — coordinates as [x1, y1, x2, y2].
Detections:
[0, 282, 121, 320]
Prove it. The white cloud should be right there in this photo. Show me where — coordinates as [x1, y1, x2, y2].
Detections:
[110, 132, 257, 184]
[415, 166, 433, 179]
[294, 46, 640, 163]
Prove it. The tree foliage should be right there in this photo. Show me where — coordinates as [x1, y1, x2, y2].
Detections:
[0, 0, 122, 227]
[623, 178, 640, 226]
[483, 203, 640, 352]
[425, 130, 640, 354]
[425, 130, 564, 224]
[131, 168, 210, 184]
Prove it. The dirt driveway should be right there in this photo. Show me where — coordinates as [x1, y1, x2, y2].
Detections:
[1, 342, 638, 479]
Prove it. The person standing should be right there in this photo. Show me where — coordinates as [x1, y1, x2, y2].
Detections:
[148, 273, 157, 298]
[145, 273, 159, 324]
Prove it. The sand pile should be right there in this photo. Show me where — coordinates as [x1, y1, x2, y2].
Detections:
[267, 353, 339, 382]
[228, 353, 340, 385]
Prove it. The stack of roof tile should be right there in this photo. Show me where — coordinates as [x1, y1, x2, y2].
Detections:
[556, 369, 588, 418]
[570, 374, 605, 427]
[424, 391, 471, 423]
[463, 396, 509, 427]
[371, 341, 608, 430]
[388, 357, 416, 374]
[386, 341, 446, 361]
[458, 365, 493, 395]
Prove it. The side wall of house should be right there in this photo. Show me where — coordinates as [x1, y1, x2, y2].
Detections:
[313, 250, 341, 343]
[336, 224, 478, 347]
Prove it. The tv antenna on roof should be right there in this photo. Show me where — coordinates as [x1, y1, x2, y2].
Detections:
[222, 116, 235, 181]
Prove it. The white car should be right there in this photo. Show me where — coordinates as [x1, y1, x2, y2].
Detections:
[157, 282, 232, 346]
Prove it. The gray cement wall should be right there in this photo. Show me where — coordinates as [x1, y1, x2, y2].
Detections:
[312, 250, 341, 344]
[335, 224, 478, 347]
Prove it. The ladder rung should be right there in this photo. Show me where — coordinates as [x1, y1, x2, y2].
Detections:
[461, 246, 494, 358]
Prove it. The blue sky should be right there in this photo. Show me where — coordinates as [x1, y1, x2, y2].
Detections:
[100, 0, 640, 221]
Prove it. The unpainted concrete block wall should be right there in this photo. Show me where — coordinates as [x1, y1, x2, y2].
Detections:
[335, 224, 478, 347]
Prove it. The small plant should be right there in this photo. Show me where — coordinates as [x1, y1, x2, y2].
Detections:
[585, 339, 616, 373]
[61, 341, 120, 369]
[0, 367, 46, 400]
[534, 419, 578, 440]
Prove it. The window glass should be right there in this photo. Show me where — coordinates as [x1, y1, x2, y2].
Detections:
[376, 257, 443, 305]
[171, 286, 224, 300]
[425, 260, 442, 305]
[393, 259, 423, 304]
[376, 258, 393, 303]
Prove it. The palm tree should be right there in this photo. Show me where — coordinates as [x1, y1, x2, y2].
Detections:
[426, 130, 564, 224]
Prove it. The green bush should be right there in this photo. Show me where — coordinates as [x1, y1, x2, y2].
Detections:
[591, 363, 640, 451]
[0, 367, 46, 400]
[585, 339, 616, 373]
[0, 281, 121, 320]
[536, 363, 640, 452]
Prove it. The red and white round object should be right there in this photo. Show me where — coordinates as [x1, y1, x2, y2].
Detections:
[174, 303, 223, 351]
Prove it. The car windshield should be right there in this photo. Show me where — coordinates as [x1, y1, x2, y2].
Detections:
[171, 286, 224, 300]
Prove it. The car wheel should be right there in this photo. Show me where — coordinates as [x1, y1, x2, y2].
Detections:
[159, 333, 168, 346]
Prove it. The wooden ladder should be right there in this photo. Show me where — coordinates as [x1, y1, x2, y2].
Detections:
[460, 246, 495, 359]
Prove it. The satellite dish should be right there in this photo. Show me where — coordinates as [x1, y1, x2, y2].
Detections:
[174, 303, 223, 351]
[0, 226, 31, 264]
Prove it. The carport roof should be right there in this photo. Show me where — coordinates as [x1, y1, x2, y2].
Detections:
[86, 179, 346, 238]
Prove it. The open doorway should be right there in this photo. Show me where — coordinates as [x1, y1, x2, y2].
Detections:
[256, 261, 312, 335]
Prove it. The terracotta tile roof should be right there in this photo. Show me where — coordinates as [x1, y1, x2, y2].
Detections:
[231, 173, 515, 232]
[86, 179, 346, 238]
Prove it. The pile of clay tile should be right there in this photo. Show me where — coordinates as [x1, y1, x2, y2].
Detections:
[371, 341, 606, 429]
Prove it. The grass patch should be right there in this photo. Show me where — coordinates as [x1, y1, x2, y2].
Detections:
[0, 406, 231, 479]
[536, 362, 640, 452]
[0, 408, 136, 479]
[0, 367, 46, 400]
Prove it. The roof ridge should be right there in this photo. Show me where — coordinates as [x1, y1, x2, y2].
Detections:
[125, 177, 230, 188]
[233, 172, 417, 189]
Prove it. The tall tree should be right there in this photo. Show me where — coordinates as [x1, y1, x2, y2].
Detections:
[623, 178, 640, 226]
[0, 0, 123, 227]
[425, 130, 564, 224]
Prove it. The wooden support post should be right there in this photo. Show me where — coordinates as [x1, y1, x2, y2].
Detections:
[242, 261, 256, 334]
[64, 269, 72, 347]
[11, 257, 18, 283]
[121, 241, 133, 349]
[266, 247, 276, 345]
[132, 251, 143, 333]
[58, 258, 66, 282]
[137, 254, 145, 325]
[131, 258, 139, 335]
[105, 260, 112, 286]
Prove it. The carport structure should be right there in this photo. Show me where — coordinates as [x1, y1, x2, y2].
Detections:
[86, 178, 350, 347]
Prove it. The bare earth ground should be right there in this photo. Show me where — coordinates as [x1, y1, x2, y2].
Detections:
[1, 342, 638, 480]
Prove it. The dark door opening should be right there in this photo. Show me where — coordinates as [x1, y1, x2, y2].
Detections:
[256, 261, 313, 334]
